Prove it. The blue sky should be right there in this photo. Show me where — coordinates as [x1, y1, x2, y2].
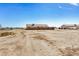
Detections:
[0, 3, 79, 27]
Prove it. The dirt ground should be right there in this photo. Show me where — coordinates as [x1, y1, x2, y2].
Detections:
[0, 29, 79, 56]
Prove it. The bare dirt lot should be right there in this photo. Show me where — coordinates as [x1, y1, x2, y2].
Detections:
[0, 29, 79, 56]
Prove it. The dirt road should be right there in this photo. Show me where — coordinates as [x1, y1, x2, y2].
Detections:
[0, 30, 79, 56]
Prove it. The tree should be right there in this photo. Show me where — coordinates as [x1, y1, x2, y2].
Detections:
[0, 24, 2, 28]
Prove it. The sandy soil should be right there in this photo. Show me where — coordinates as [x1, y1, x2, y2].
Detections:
[0, 29, 79, 56]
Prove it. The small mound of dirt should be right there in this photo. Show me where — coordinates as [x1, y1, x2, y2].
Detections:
[0, 32, 15, 37]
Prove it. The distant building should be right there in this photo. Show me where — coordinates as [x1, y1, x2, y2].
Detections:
[26, 24, 55, 30]
[60, 24, 79, 30]
[26, 24, 48, 28]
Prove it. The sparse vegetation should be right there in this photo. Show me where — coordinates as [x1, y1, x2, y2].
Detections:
[58, 47, 79, 56]
[32, 33, 47, 40]
[0, 32, 15, 37]
[32, 33, 56, 46]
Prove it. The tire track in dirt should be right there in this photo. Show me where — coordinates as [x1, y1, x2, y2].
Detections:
[31, 33, 57, 47]
[30, 33, 60, 55]
[20, 31, 37, 55]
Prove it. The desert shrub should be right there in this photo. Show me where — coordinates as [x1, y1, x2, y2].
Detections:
[32, 33, 56, 46]
[32, 34, 47, 40]
[58, 47, 79, 56]
[0, 32, 15, 37]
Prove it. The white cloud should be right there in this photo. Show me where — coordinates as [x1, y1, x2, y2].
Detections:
[69, 3, 79, 6]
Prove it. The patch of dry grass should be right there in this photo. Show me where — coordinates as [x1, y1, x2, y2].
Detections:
[58, 47, 79, 56]
[32, 33, 56, 46]
[32, 34, 47, 40]
[0, 32, 15, 37]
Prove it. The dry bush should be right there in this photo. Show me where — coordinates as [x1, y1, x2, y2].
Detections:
[0, 32, 15, 37]
[32, 33, 56, 46]
[32, 33, 47, 40]
[58, 47, 79, 56]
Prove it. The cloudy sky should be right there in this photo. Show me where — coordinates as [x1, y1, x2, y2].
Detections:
[0, 3, 79, 27]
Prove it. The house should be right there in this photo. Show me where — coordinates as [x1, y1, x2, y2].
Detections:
[26, 24, 55, 30]
[60, 24, 77, 30]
